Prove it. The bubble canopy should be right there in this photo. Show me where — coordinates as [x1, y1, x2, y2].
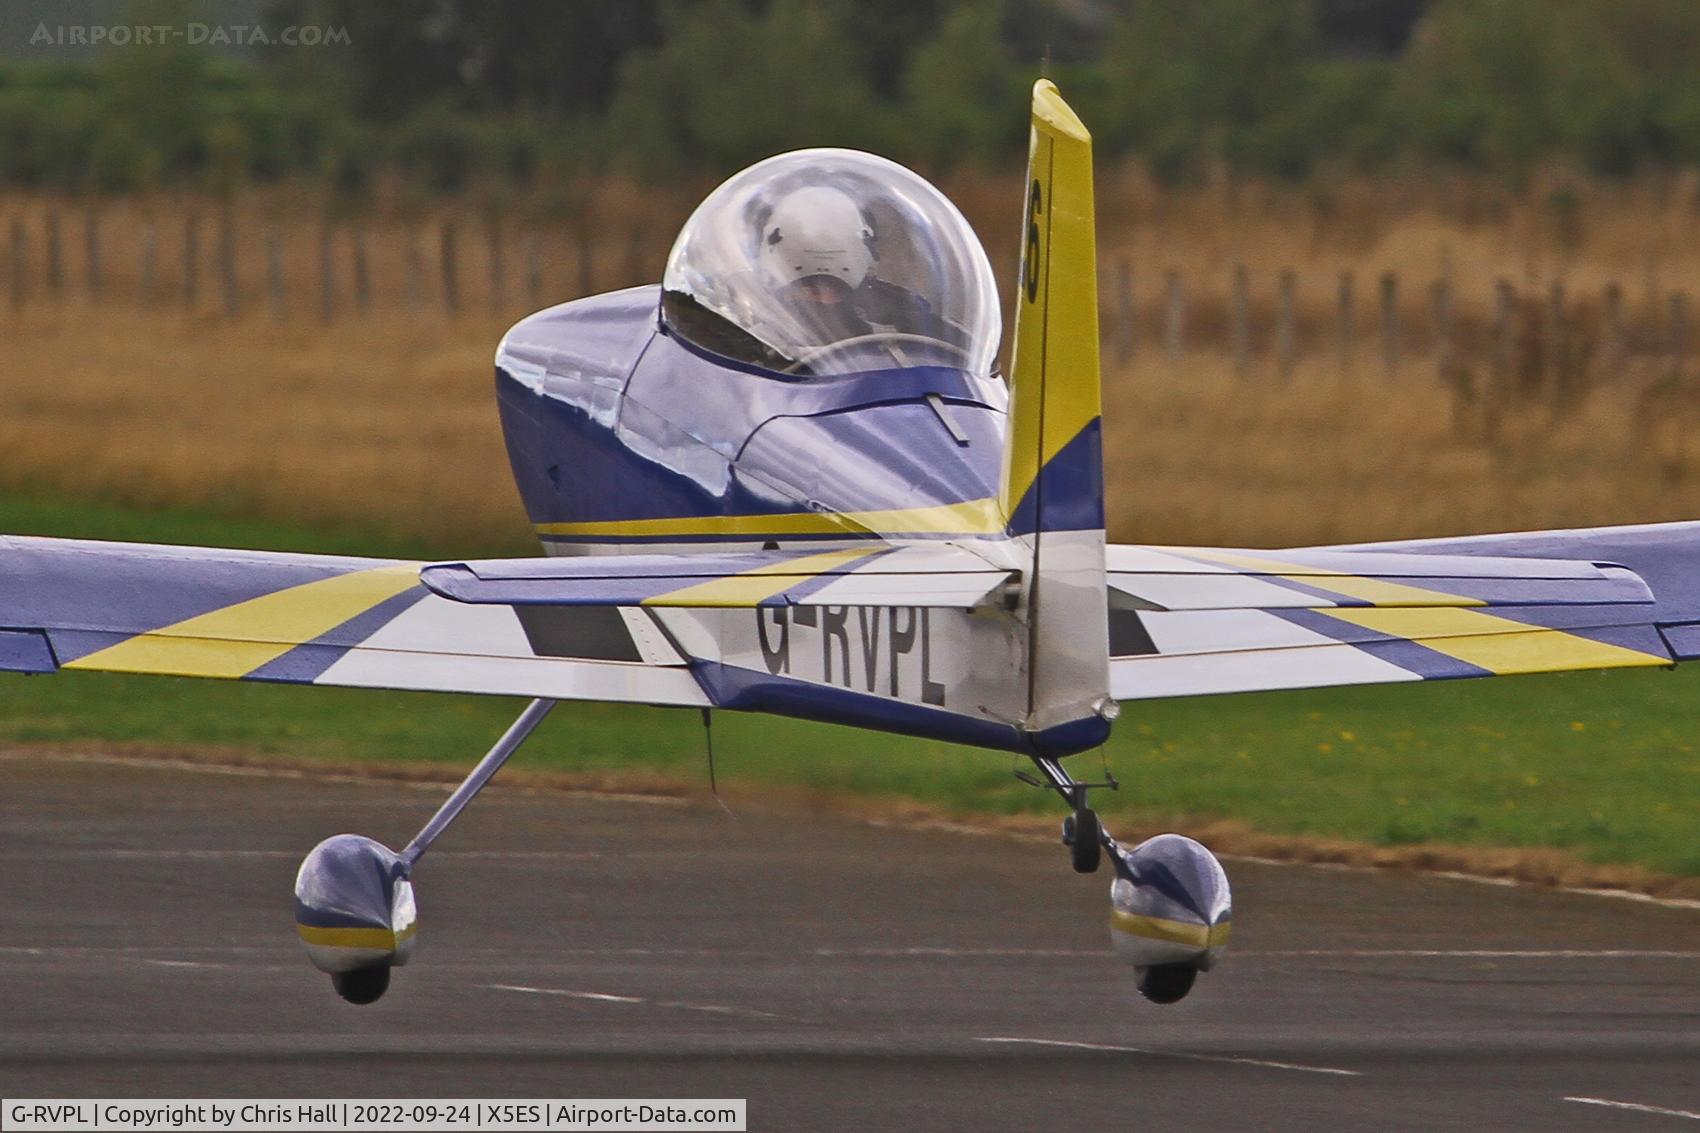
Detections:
[661, 149, 1001, 378]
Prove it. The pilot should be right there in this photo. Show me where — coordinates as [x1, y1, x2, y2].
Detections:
[759, 185, 951, 352]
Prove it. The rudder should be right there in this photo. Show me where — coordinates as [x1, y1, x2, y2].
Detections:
[999, 79, 1113, 753]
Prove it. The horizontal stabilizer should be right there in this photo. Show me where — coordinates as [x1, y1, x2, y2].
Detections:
[423, 545, 1014, 609]
[1108, 546, 1654, 612]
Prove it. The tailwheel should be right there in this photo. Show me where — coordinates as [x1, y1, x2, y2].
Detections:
[1029, 757, 1112, 875]
[1065, 808, 1102, 874]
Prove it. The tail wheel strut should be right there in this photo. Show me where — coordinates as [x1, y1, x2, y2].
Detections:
[1019, 754, 1115, 874]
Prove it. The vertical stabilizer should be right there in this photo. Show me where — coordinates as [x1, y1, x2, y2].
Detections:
[1000, 80, 1112, 753]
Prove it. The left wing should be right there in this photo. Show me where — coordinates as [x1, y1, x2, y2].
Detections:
[1106, 540, 1680, 701]
[0, 536, 1011, 702]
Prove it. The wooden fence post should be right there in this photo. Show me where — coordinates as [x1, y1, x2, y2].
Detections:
[1115, 259, 1133, 366]
[405, 232, 423, 314]
[1276, 268, 1296, 381]
[626, 226, 645, 287]
[1493, 278, 1516, 395]
[318, 221, 335, 323]
[1380, 270, 1399, 378]
[139, 222, 156, 305]
[1337, 271, 1354, 372]
[44, 211, 62, 298]
[1602, 282, 1625, 377]
[577, 226, 595, 298]
[487, 216, 505, 311]
[1547, 281, 1568, 397]
[9, 217, 24, 309]
[441, 220, 460, 313]
[1231, 263, 1251, 377]
[182, 213, 199, 309]
[352, 228, 371, 312]
[1671, 290, 1690, 379]
[1431, 277, 1453, 378]
[266, 228, 285, 321]
[218, 207, 238, 317]
[1163, 268, 1185, 363]
[523, 235, 542, 309]
[84, 209, 100, 300]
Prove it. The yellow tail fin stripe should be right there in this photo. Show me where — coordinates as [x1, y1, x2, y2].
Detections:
[1317, 606, 1669, 675]
[63, 564, 422, 680]
[998, 78, 1102, 522]
[641, 547, 885, 608]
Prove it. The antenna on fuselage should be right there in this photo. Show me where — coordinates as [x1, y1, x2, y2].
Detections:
[701, 707, 736, 819]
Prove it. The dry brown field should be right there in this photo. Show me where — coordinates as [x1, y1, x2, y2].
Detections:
[7, 168, 1700, 551]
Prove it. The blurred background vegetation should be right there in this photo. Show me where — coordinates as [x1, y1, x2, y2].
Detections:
[6, 0, 1700, 195]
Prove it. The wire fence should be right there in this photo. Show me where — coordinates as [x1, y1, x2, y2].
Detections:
[6, 204, 1697, 433]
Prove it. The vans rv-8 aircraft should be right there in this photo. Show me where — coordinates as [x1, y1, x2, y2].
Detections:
[9, 81, 1700, 1007]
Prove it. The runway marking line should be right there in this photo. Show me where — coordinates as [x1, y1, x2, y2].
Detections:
[0, 750, 693, 808]
[484, 983, 780, 1020]
[489, 984, 642, 1004]
[1564, 1097, 1700, 1121]
[812, 946, 1101, 958]
[1244, 949, 1700, 959]
[974, 1036, 1362, 1077]
[0, 848, 619, 860]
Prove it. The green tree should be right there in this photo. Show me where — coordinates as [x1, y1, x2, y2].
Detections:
[606, 0, 887, 172]
[1090, 0, 1326, 180]
[901, 2, 1027, 166]
[97, 0, 218, 178]
[1395, 0, 1646, 175]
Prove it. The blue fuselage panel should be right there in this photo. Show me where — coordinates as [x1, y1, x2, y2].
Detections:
[494, 288, 1008, 544]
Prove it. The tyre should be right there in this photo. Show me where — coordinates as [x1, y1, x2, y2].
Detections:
[1070, 808, 1101, 873]
[1137, 963, 1197, 1005]
[331, 965, 391, 1005]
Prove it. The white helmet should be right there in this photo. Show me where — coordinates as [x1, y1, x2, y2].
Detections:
[759, 186, 874, 290]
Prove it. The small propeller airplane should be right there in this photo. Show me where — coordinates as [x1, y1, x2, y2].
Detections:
[7, 81, 1700, 1007]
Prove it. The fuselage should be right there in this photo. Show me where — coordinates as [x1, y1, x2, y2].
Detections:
[485, 135, 1112, 758]
[495, 286, 1011, 555]
[488, 286, 1108, 757]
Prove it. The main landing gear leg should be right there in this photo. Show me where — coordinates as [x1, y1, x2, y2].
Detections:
[293, 698, 557, 1004]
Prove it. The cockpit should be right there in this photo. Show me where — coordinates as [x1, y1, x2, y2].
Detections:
[661, 149, 1001, 379]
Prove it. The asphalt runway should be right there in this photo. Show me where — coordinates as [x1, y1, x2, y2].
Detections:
[4, 751, 1699, 1131]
